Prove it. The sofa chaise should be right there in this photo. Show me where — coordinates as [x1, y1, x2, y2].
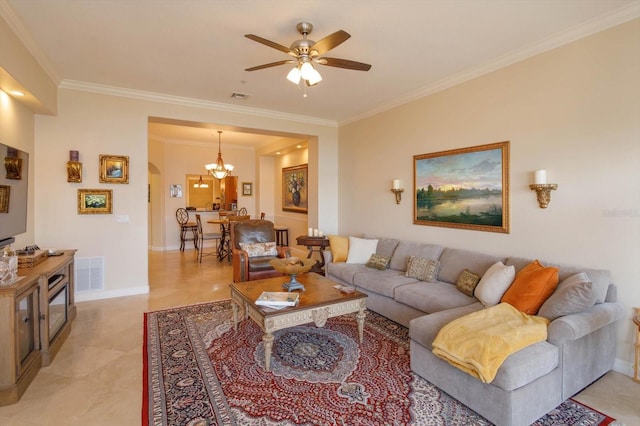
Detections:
[323, 236, 624, 426]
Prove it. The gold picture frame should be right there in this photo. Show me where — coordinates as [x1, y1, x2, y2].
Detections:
[282, 164, 308, 214]
[414, 141, 510, 234]
[78, 189, 113, 214]
[99, 155, 129, 184]
[242, 182, 252, 196]
[0, 185, 9, 213]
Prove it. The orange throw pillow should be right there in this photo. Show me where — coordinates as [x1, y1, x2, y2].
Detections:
[501, 260, 559, 315]
[328, 235, 349, 263]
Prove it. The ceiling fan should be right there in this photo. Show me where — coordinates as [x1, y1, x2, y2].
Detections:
[244, 22, 371, 86]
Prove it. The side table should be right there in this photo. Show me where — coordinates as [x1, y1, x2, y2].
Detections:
[296, 235, 330, 275]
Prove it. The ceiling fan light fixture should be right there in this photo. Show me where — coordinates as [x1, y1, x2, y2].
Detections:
[286, 66, 301, 84]
[299, 61, 315, 80]
[307, 67, 322, 85]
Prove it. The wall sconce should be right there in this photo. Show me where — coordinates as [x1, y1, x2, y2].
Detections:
[391, 180, 404, 204]
[66, 150, 82, 183]
[529, 170, 557, 208]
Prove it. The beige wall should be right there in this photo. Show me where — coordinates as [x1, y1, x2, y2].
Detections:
[33, 88, 338, 300]
[339, 20, 640, 372]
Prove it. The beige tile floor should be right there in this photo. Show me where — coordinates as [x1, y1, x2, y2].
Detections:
[0, 249, 638, 425]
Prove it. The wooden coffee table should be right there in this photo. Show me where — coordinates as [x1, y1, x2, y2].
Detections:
[229, 273, 367, 372]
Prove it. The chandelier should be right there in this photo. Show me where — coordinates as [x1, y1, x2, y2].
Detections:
[193, 175, 208, 188]
[205, 131, 234, 180]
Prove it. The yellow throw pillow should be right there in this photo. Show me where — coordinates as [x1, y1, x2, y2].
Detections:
[501, 260, 559, 315]
[328, 235, 349, 263]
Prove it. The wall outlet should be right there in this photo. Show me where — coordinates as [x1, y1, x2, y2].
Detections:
[115, 215, 129, 223]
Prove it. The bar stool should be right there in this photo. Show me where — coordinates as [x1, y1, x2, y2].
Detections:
[274, 225, 289, 247]
[176, 208, 197, 251]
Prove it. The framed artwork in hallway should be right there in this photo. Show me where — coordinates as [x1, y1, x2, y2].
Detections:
[282, 164, 307, 213]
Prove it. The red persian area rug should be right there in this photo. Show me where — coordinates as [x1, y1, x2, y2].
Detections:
[143, 300, 617, 426]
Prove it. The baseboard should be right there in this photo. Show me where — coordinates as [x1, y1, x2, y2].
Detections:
[75, 285, 149, 302]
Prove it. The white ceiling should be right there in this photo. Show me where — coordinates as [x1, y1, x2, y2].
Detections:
[3, 0, 639, 147]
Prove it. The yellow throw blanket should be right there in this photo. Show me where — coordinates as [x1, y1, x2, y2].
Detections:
[432, 303, 549, 383]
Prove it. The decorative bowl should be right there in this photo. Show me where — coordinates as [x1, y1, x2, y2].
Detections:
[270, 257, 316, 291]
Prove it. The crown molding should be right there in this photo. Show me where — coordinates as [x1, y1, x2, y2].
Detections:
[340, 2, 640, 126]
[59, 79, 338, 128]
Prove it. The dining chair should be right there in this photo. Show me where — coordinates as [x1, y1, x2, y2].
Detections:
[260, 212, 266, 220]
[224, 215, 251, 262]
[195, 214, 222, 263]
[176, 208, 198, 251]
[238, 207, 248, 216]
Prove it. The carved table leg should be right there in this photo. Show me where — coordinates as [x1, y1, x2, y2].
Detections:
[356, 309, 366, 343]
[263, 333, 274, 372]
[231, 301, 239, 331]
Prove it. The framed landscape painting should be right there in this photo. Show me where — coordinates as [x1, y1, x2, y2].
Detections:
[414, 141, 510, 233]
[282, 164, 307, 213]
[78, 189, 113, 214]
[99, 155, 129, 184]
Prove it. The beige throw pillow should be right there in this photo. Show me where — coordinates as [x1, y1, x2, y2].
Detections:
[474, 261, 516, 307]
[366, 254, 391, 270]
[405, 256, 440, 282]
[239, 242, 277, 258]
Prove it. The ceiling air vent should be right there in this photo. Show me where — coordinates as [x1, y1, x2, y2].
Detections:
[231, 92, 249, 100]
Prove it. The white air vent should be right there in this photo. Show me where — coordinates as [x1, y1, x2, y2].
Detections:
[75, 257, 104, 292]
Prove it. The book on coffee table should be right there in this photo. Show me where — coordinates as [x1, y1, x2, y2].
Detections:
[255, 291, 299, 307]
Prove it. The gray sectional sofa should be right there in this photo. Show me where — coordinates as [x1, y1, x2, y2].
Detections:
[324, 237, 624, 426]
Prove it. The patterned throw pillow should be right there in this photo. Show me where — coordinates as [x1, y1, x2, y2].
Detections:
[239, 242, 277, 258]
[456, 269, 481, 297]
[405, 256, 440, 282]
[366, 254, 391, 270]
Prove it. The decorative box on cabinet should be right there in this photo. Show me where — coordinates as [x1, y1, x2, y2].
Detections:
[0, 250, 76, 406]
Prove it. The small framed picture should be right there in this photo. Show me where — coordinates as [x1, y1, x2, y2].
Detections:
[242, 182, 252, 196]
[170, 184, 182, 198]
[99, 155, 129, 184]
[0, 185, 9, 213]
[78, 189, 113, 214]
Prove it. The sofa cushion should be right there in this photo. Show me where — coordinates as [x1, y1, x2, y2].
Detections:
[352, 269, 419, 298]
[456, 269, 481, 297]
[328, 235, 349, 262]
[389, 241, 444, 271]
[491, 341, 559, 391]
[327, 262, 368, 284]
[395, 281, 477, 314]
[347, 237, 379, 264]
[501, 260, 559, 315]
[405, 256, 440, 282]
[474, 261, 515, 307]
[409, 303, 484, 350]
[538, 272, 596, 321]
[366, 253, 391, 270]
[437, 248, 506, 284]
[506, 257, 610, 304]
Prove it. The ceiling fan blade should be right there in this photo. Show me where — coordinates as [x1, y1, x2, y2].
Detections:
[310, 30, 350, 56]
[245, 60, 294, 71]
[244, 34, 294, 56]
[320, 57, 372, 71]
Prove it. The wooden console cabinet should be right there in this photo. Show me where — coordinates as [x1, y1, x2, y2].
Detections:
[0, 250, 76, 406]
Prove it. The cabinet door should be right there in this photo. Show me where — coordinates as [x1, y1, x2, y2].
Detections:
[15, 286, 40, 376]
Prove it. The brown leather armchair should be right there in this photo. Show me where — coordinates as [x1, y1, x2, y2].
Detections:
[231, 220, 290, 282]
